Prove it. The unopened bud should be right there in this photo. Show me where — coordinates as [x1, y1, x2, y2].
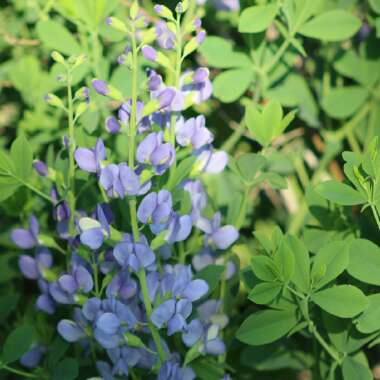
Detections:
[130, 1, 139, 20]
[154, 4, 174, 20]
[44, 93, 65, 109]
[51, 51, 65, 64]
[106, 17, 129, 33]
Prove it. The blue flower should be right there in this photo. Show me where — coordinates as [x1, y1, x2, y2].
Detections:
[75, 139, 106, 174]
[20, 345, 45, 369]
[183, 180, 207, 221]
[136, 132, 175, 175]
[176, 115, 213, 150]
[18, 248, 52, 280]
[196, 212, 239, 249]
[137, 189, 172, 225]
[158, 360, 195, 380]
[113, 233, 156, 272]
[11, 215, 39, 249]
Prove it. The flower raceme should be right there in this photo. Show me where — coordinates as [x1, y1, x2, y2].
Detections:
[11, 2, 238, 379]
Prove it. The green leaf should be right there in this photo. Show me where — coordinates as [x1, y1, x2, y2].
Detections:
[285, 235, 310, 293]
[248, 282, 282, 304]
[52, 357, 79, 380]
[238, 5, 278, 33]
[299, 10, 361, 41]
[198, 36, 251, 68]
[11, 133, 33, 180]
[251, 255, 278, 282]
[315, 180, 366, 206]
[322, 86, 369, 119]
[231, 153, 266, 184]
[311, 241, 349, 289]
[1, 325, 35, 364]
[311, 285, 368, 318]
[213, 68, 253, 103]
[334, 51, 380, 87]
[347, 239, 380, 285]
[274, 241, 295, 282]
[0, 293, 20, 322]
[0, 151, 15, 173]
[236, 309, 298, 345]
[356, 294, 380, 334]
[370, 0, 380, 14]
[342, 356, 373, 380]
[166, 156, 196, 190]
[36, 20, 81, 55]
[195, 265, 224, 296]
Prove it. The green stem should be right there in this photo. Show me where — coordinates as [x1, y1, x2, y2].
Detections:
[309, 323, 341, 364]
[235, 187, 250, 229]
[3, 365, 38, 378]
[127, 27, 166, 365]
[66, 71, 76, 235]
[370, 204, 380, 231]
[169, 15, 183, 173]
[129, 26, 138, 168]
[20, 177, 54, 203]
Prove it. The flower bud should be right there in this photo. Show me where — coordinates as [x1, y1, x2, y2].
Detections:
[141, 45, 157, 61]
[158, 88, 175, 108]
[154, 4, 174, 20]
[75, 102, 88, 119]
[130, 1, 139, 20]
[106, 17, 129, 33]
[44, 94, 65, 109]
[105, 116, 121, 134]
[51, 51, 65, 64]
[33, 160, 48, 177]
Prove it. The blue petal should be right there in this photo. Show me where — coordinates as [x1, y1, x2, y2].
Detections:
[57, 320, 85, 342]
[96, 312, 120, 335]
[80, 228, 104, 250]
[151, 299, 175, 328]
[182, 279, 209, 301]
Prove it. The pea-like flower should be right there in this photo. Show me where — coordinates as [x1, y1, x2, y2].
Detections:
[20, 345, 46, 369]
[113, 233, 156, 272]
[196, 212, 239, 249]
[176, 115, 213, 150]
[137, 189, 172, 225]
[137, 132, 175, 175]
[158, 359, 195, 380]
[18, 248, 52, 280]
[49, 266, 93, 304]
[11, 215, 40, 249]
[194, 146, 228, 174]
[99, 163, 151, 198]
[183, 180, 207, 221]
[75, 139, 106, 174]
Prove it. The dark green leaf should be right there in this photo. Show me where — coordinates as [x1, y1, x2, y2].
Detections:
[195, 265, 224, 295]
[52, 357, 79, 380]
[248, 282, 282, 304]
[356, 294, 380, 334]
[1, 325, 35, 364]
[342, 356, 372, 380]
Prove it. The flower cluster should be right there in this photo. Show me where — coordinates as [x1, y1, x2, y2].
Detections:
[11, 1, 239, 378]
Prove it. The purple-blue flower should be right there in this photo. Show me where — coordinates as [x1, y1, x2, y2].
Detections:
[137, 190, 172, 225]
[136, 132, 175, 175]
[196, 212, 239, 249]
[18, 248, 52, 280]
[194, 146, 228, 174]
[20, 345, 45, 369]
[11, 215, 39, 249]
[75, 138, 106, 174]
[183, 180, 207, 221]
[113, 233, 156, 272]
[176, 115, 213, 149]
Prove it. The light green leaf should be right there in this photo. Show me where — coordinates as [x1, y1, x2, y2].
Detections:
[311, 285, 368, 318]
[347, 239, 380, 286]
[356, 294, 380, 334]
[37, 20, 81, 55]
[198, 36, 251, 68]
[322, 86, 369, 119]
[299, 10, 361, 41]
[236, 309, 298, 345]
[315, 180, 366, 206]
[285, 235, 310, 293]
[311, 241, 349, 289]
[238, 5, 278, 33]
[248, 282, 282, 304]
[213, 68, 254, 103]
[11, 133, 33, 180]
[231, 153, 266, 184]
[342, 356, 373, 380]
[251, 255, 278, 282]
[274, 241, 295, 282]
[370, 0, 380, 14]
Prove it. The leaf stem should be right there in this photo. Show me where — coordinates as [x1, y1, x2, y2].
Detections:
[2, 365, 38, 378]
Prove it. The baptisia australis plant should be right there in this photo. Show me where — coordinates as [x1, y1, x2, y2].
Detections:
[9, 1, 239, 379]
